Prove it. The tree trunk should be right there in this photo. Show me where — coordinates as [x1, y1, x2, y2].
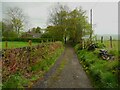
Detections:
[64, 36, 66, 44]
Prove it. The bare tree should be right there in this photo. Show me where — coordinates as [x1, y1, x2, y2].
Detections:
[4, 7, 27, 35]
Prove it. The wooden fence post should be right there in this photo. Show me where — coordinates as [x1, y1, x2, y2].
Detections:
[110, 36, 112, 48]
[101, 36, 103, 43]
[28, 40, 32, 46]
[5, 41, 8, 49]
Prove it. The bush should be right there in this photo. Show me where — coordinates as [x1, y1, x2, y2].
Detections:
[74, 44, 81, 52]
[77, 50, 87, 61]
[97, 43, 106, 48]
[3, 31, 19, 38]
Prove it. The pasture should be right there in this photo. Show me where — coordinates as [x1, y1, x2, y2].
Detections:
[0, 41, 40, 49]
[96, 40, 118, 51]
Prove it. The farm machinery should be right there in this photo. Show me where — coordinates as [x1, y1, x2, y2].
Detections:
[98, 49, 114, 60]
[87, 43, 114, 60]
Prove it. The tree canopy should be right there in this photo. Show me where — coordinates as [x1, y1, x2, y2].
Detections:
[43, 4, 93, 46]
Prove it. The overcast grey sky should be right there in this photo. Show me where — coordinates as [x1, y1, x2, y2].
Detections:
[1, 1, 118, 35]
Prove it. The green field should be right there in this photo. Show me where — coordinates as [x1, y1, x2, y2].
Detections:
[0, 41, 40, 49]
[96, 40, 118, 50]
[1, 40, 119, 50]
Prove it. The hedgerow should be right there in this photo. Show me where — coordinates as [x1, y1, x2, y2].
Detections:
[2, 37, 63, 43]
[2, 41, 64, 88]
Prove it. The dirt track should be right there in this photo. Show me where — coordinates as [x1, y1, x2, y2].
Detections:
[33, 44, 93, 88]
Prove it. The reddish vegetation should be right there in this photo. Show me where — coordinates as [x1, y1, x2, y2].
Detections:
[2, 42, 63, 82]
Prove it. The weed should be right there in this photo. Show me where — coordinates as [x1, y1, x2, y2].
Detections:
[2, 73, 28, 88]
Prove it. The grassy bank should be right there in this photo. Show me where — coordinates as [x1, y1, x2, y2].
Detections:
[74, 44, 119, 88]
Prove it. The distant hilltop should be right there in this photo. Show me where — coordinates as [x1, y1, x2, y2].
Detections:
[96, 34, 118, 40]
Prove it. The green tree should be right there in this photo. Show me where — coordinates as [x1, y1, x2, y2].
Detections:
[2, 22, 18, 38]
[48, 4, 93, 46]
[31, 27, 41, 33]
[31, 27, 36, 33]
[36, 27, 41, 33]
[3, 23, 18, 38]
[48, 4, 69, 43]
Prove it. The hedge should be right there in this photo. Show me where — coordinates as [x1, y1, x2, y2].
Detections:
[2, 38, 57, 42]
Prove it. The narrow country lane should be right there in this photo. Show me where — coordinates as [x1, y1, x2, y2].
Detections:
[33, 44, 93, 88]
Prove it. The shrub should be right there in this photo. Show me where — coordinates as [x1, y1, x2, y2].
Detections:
[74, 44, 81, 52]
[77, 50, 87, 62]
[93, 49, 100, 55]
[97, 43, 106, 48]
[3, 31, 19, 38]
[85, 58, 96, 67]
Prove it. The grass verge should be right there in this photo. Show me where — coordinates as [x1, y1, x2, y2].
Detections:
[74, 44, 119, 88]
